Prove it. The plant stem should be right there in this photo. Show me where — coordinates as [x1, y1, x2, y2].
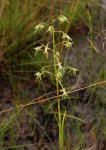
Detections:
[52, 20, 63, 150]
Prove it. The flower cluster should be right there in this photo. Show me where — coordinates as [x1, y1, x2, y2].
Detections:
[34, 15, 78, 100]
[62, 33, 73, 49]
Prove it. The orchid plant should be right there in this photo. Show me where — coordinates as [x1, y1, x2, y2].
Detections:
[34, 15, 78, 150]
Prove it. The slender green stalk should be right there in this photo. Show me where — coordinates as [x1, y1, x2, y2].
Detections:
[52, 20, 63, 150]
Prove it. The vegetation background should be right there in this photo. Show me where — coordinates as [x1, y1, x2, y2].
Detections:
[0, 0, 106, 149]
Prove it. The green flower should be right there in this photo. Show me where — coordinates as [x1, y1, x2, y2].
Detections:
[57, 71, 63, 81]
[68, 67, 78, 76]
[36, 72, 42, 81]
[57, 63, 65, 82]
[58, 63, 64, 75]
[64, 40, 73, 49]
[34, 45, 43, 55]
[34, 22, 45, 33]
[72, 68, 78, 76]
[44, 44, 49, 59]
[58, 15, 69, 24]
[62, 33, 72, 41]
[47, 26, 55, 35]
[61, 88, 68, 100]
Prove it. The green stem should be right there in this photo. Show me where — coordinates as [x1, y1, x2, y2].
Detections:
[52, 20, 63, 150]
